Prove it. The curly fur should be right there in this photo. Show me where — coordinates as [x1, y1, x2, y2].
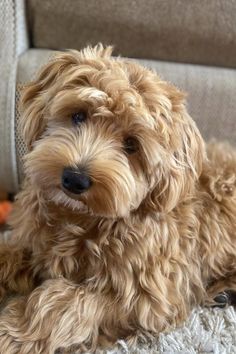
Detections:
[0, 44, 235, 353]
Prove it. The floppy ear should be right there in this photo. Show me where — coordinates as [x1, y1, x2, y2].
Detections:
[20, 53, 79, 149]
[145, 82, 206, 213]
[20, 45, 113, 150]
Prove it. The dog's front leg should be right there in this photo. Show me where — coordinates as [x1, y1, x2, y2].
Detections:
[0, 278, 109, 354]
[0, 243, 34, 301]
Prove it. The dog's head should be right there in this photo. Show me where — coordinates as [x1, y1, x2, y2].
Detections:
[21, 45, 205, 217]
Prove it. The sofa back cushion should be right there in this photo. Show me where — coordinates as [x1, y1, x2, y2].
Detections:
[27, 0, 236, 68]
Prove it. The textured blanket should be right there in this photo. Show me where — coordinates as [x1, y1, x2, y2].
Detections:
[104, 306, 236, 354]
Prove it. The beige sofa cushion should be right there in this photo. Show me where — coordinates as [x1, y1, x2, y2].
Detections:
[27, 0, 236, 68]
[15, 49, 236, 187]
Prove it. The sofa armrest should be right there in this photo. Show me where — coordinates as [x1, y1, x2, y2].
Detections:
[0, 0, 29, 193]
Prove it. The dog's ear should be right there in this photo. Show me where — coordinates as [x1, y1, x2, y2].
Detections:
[20, 52, 82, 150]
[20, 46, 113, 150]
[145, 82, 206, 213]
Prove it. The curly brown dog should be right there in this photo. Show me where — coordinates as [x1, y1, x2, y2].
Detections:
[0, 45, 235, 353]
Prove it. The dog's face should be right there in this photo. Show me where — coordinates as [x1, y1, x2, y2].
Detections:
[21, 45, 205, 217]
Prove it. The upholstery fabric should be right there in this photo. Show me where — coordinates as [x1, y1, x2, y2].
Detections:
[16, 49, 54, 185]
[0, 0, 28, 193]
[27, 0, 236, 68]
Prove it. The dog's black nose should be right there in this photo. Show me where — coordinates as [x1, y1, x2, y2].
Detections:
[62, 167, 92, 194]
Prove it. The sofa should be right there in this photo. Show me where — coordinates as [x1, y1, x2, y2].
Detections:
[0, 0, 236, 352]
[1, 0, 236, 195]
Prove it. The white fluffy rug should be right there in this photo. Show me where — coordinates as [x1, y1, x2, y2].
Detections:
[101, 306, 236, 354]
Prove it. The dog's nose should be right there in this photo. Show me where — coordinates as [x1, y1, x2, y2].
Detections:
[62, 167, 92, 194]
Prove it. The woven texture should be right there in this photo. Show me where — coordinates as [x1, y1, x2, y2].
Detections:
[99, 306, 236, 353]
[16, 49, 53, 184]
[27, 0, 236, 68]
[0, 0, 28, 193]
[0, 0, 18, 193]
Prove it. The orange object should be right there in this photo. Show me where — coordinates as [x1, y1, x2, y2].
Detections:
[0, 201, 12, 224]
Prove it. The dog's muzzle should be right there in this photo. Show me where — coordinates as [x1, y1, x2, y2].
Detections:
[62, 167, 92, 194]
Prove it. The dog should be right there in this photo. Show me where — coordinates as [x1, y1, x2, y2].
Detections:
[0, 44, 235, 353]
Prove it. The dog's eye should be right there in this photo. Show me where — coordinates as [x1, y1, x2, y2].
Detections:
[124, 137, 139, 154]
[71, 111, 87, 125]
